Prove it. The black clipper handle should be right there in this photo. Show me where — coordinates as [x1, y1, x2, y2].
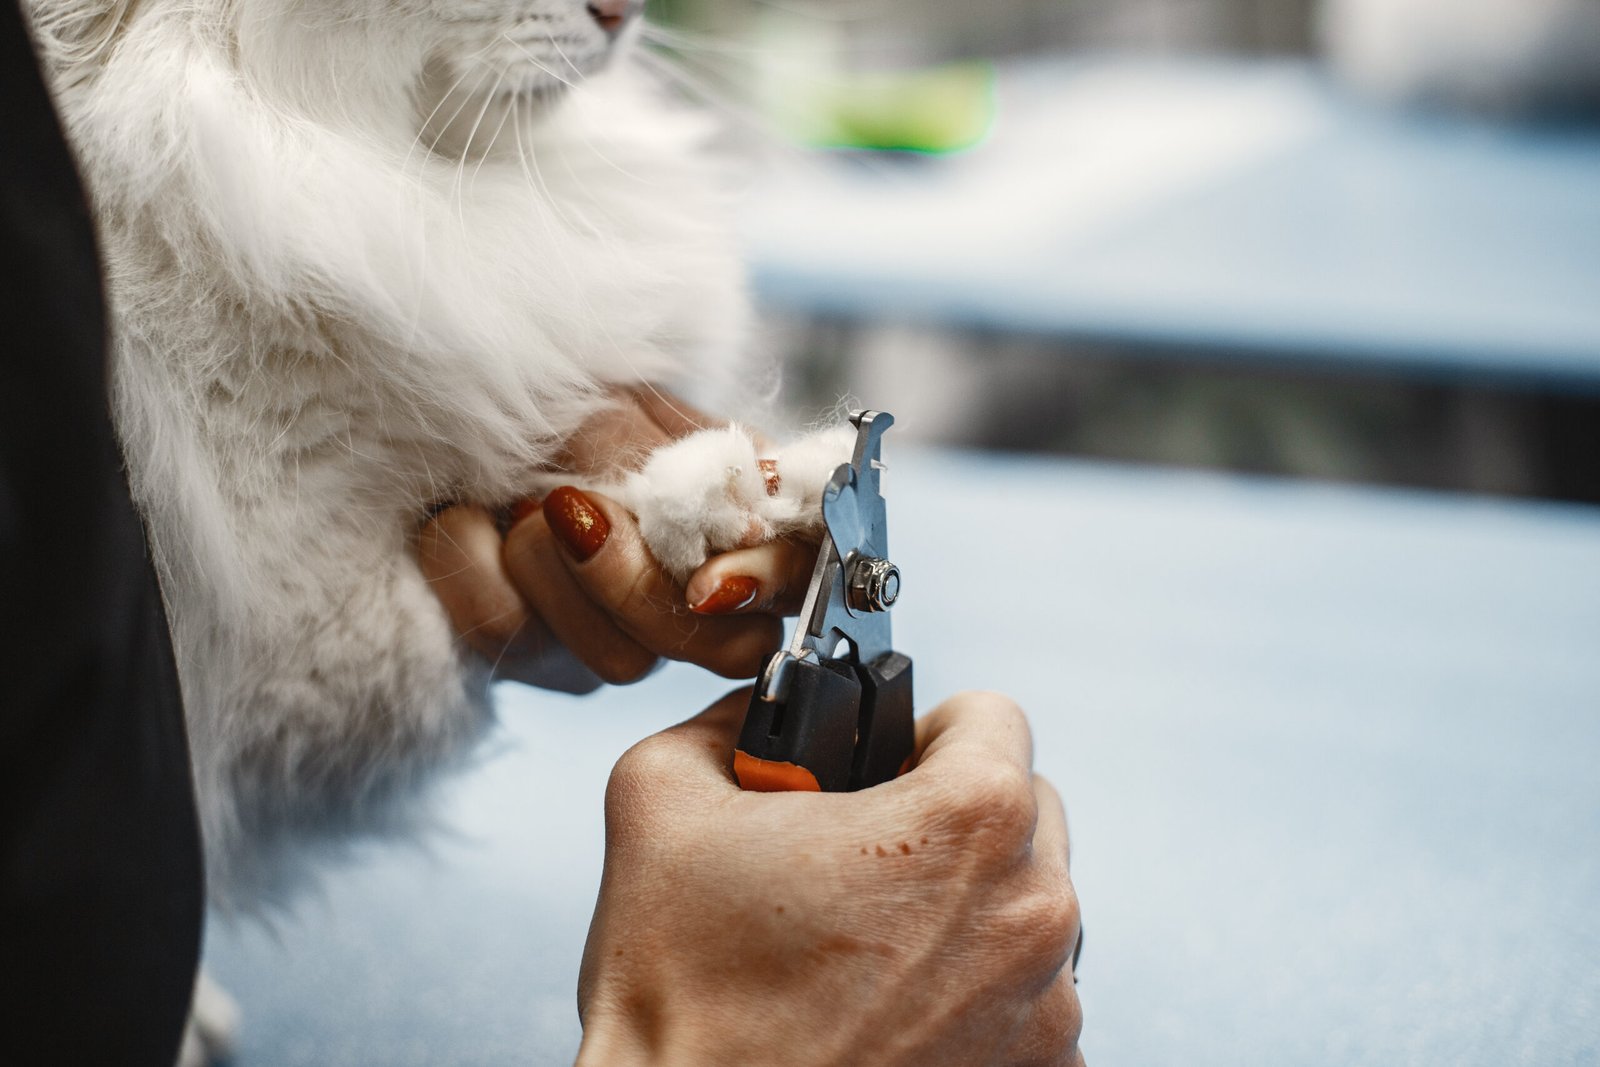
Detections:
[735, 652, 914, 793]
[848, 651, 915, 790]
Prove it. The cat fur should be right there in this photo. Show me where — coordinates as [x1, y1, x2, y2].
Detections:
[20, 0, 828, 907]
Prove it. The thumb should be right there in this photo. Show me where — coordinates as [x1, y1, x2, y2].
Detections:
[659, 687, 751, 773]
[615, 688, 752, 801]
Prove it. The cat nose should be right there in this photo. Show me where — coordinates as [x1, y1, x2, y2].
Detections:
[586, 0, 637, 37]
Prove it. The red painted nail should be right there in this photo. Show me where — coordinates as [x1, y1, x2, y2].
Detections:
[545, 486, 610, 562]
[691, 575, 760, 615]
[759, 458, 780, 497]
[509, 496, 543, 525]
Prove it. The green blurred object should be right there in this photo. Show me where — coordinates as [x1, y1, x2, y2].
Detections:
[799, 61, 997, 155]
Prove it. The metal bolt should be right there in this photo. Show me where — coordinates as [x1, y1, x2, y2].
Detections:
[847, 556, 901, 613]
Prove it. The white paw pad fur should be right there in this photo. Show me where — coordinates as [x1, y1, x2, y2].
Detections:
[613, 423, 857, 582]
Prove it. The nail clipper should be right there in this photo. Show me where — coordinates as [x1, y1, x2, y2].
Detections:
[734, 410, 915, 792]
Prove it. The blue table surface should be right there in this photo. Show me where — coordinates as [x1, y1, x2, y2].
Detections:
[207, 451, 1600, 1065]
[740, 59, 1600, 390]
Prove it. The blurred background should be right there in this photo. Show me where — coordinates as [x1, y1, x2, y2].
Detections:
[644, 0, 1600, 502]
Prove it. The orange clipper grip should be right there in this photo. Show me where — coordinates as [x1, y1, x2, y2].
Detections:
[733, 750, 822, 792]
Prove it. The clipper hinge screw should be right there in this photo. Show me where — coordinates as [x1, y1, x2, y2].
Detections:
[847, 556, 901, 613]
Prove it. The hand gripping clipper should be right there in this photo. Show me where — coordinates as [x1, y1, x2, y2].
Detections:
[734, 410, 914, 793]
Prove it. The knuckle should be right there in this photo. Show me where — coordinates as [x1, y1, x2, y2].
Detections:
[611, 733, 669, 781]
[1012, 977, 1084, 1067]
[612, 555, 665, 618]
[951, 689, 1029, 732]
[588, 641, 658, 686]
[604, 736, 676, 826]
[1010, 884, 1080, 975]
[469, 608, 528, 652]
[951, 758, 1038, 849]
[500, 511, 544, 563]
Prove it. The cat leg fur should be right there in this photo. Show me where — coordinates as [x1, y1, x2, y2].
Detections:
[174, 971, 238, 1067]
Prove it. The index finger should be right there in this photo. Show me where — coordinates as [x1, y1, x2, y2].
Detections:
[910, 690, 1036, 779]
[542, 489, 783, 678]
[684, 538, 819, 617]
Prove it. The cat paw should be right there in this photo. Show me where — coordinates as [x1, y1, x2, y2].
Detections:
[617, 422, 857, 582]
[764, 424, 858, 532]
[617, 424, 771, 581]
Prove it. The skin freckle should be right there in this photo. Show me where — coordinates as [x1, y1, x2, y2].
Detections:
[899, 842, 911, 855]
[775, 905, 785, 914]
[860, 847, 868, 855]
[815, 935, 863, 956]
[920, 837, 929, 845]
[874, 844, 887, 857]
[810, 934, 896, 960]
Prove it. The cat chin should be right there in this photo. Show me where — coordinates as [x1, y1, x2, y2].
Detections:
[428, 32, 620, 101]
[498, 65, 611, 107]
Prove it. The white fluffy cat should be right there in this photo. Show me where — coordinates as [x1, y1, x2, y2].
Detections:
[1321, 0, 1600, 114]
[22, 0, 850, 932]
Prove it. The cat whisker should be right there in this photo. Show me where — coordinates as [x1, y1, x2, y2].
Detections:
[452, 67, 508, 209]
[637, 381, 716, 437]
[509, 90, 598, 241]
[506, 92, 554, 227]
[416, 60, 500, 172]
[405, 49, 495, 175]
[497, 33, 580, 92]
[504, 43, 659, 192]
[481, 623, 522, 680]
[469, 93, 517, 188]
[506, 96, 637, 380]
[544, 33, 589, 84]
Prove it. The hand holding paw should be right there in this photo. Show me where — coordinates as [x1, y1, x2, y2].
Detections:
[416, 391, 850, 690]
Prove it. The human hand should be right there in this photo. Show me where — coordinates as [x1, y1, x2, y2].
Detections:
[576, 690, 1084, 1067]
[417, 390, 820, 690]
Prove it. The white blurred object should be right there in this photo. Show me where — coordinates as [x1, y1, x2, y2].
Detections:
[743, 61, 1329, 285]
[1321, 0, 1600, 114]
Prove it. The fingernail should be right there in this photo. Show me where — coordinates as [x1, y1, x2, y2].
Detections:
[759, 458, 780, 497]
[509, 496, 543, 525]
[545, 486, 610, 562]
[691, 575, 760, 615]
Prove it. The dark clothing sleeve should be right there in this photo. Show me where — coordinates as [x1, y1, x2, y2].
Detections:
[0, 1, 205, 1062]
